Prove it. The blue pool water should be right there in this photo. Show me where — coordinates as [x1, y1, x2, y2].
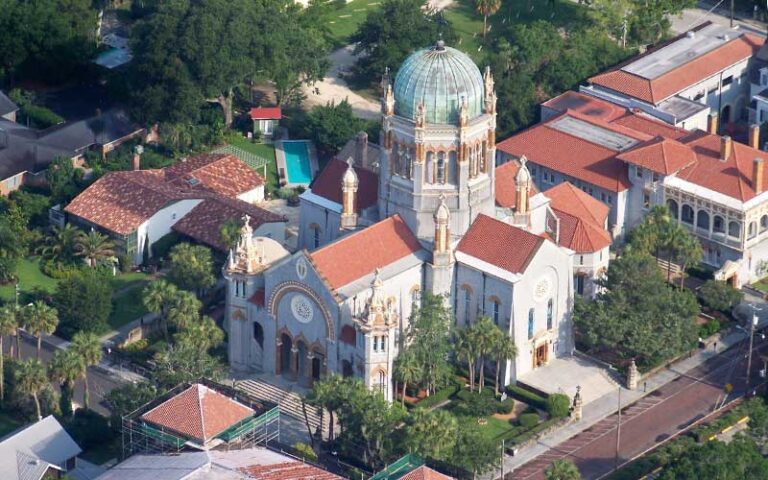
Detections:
[283, 141, 313, 184]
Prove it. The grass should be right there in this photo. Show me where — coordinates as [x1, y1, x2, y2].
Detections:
[110, 271, 150, 292]
[752, 280, 768, 293]
[0, 258, 59, 302]
[109, 283, 149, 330]
[323, 0, 380, 46]
[226, 135, 278, 192]
[0, 411, 24, 438]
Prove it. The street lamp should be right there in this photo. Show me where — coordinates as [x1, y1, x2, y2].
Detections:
[747, 311, 760, 390]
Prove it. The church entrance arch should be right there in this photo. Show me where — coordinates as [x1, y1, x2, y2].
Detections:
[280, 334, 292, 377]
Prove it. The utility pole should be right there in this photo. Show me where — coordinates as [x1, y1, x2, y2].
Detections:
[731, 0, 735, 27]
[746, 310, 760, 391]
[614, 387, 622, 471]
[500, 439, 505, 479]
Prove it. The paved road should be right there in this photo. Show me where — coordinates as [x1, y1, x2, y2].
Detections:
[2, 333, 128, 416]
[670, 2, 766, 35]
[509, 338, 763, 480]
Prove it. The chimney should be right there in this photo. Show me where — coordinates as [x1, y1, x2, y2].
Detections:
[132, 145, 144, 171]
[721, 135, 733, 160]
[754, 158, 765, 194]
[708, 112, 719, 135]
[355, 132, 368, 168]
[750, 124, 761, 150]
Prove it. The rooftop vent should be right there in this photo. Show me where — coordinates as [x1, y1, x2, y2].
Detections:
[186, 176, 200, 186]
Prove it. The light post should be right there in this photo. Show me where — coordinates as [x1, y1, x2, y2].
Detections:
[746, 311, 760, 391]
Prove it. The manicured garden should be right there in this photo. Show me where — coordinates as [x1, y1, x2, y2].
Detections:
[0, 258, 59, 302]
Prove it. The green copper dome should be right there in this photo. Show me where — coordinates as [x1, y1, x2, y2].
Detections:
[393, 41, 484, 125]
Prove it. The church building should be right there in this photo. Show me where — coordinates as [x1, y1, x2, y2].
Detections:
[225, 41, 606, 400]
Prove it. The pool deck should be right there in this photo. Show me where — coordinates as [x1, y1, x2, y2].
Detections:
[275, 140, 319, 188]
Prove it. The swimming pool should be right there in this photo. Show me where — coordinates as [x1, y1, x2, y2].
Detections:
[282, 140, 314, 185]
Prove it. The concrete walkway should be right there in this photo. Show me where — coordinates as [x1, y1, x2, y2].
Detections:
[493, 327, 751, 478]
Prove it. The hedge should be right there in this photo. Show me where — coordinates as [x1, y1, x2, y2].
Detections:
[506, 385, 547, 410]
[508, 417, 561, 446]
[412, 382, 461, 409]
[518, 412, 539, 429]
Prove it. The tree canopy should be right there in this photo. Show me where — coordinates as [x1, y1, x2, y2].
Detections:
[54, 269, 113, 338]
[402, 293, 454, 395]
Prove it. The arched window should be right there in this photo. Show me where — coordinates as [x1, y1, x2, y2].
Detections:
[713, 215, 725, 234]
[681, 204, 694, 224]
[492, 299, 500, 325]
[436, 152, 446, 184]
[546, 299, 554, 330]
[392, 143, 400, 175]
[311, 225, 321, 249]
[728, 221, 741, 239]
[527, 308, 535, 339]
[667, 199, 679, 219]
[761, 215, 768, 233]
[253, 322, 264, 348]
[749, 221, 758, 239]
[405, 148, 414, 179]
[426, 152, 434, 184]
[463, 287, 472, 324]
[449, 151, 458, 183]
[378, 370, 387, 394]
[696, 210, 710, 230]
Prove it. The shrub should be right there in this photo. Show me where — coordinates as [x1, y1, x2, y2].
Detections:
[698, 280, 743, 313]
[698, 318, 722, 339]
[118, 254, 132, 273]
[414, 379, 462, 409]
[293, 442, 318, 462]
[454, 391, 499, 417]
[150, 232, 181, 260]
[21, 104, 64, 129]
[507, 385, 547, 410]
[518, 412, 540, 429]
[496, 397, 515, 414]
[546, 393, 571, 418]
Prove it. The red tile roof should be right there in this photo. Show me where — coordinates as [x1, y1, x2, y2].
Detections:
[309, 158, 378, 211]
[589, 31, 763, 104]
[616, 137, 697, 175]
[555, 210, 612, 253]
[242, 461, 342, 479]
[457, 214, 544, 274]
[545, 182, 609, 227]
[496, 113, 633, 192]
[675, 133, 768, 201]
[66, 153, 265, 235]
[172, 196, 285, 251]
[542, 91, 626, 122]
[494, 160, 539, 208]
[399, 465, 455, 480]
[141, 384, 254, 445]
[310, 215, 422, 290]
[546, 183, 612, 253]
[164, 153, 264, 197]
[249, 107, 282, 120]
[611, 111, 688, 140]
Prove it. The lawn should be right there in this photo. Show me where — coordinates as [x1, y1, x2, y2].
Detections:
[0, 258, 59, 303]
[109, 283, 150, 330]
[111, 271, 150, 292]
[0, 411, 24, 438]
[323, 0, 381, 46]
[225, 135, 279, 192]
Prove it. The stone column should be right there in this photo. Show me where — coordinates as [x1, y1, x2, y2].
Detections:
[572, 386, 583, 421]
[290, 347, 299, 381]
[307, 352, 316, 388]
[627, 359, 639, 390]
[275, 340, 282, 375]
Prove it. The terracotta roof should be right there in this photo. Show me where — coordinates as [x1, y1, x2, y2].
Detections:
[610, 111, 688, 140]
[141, 384, 254, 445]
[457, 214, 544, 274]
[589, 31, 763, 104]
[66, 153, 265, 235]
[496, 113, 633, 192]
[616, 137, 697, 175]
[249, 289, 265, 307]
[249, 107, 282, 120]
[542, 91, 626, 122]
[309, 158, 378, 211]
[399, 465, 455, 480]
[555, 210, 612, 253]
[172, 196, 286, 251]
[675, 133, 768, 201]
[310, 215, 423, 290]
[164, 153, 264, 197]
[545, 182, 609, 226]
[242, 461, 342, 479]
[494, 160, 539, 208]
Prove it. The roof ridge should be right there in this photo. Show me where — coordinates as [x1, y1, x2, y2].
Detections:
[197, 384, 207, 442]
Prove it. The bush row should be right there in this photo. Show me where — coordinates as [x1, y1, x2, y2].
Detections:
[506, 385, 547, 410]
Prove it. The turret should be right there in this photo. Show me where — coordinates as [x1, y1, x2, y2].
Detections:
[340, 158, 359, 230]
[515, 156, 532, 215]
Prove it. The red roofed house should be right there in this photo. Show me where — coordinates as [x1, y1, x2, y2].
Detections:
[65, 152, 286, 265]
[582, 22, 763, 132]
[250, 107, 281, 139]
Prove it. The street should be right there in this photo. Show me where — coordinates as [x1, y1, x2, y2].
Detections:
[508, 338, 764, 480]
[2, 333, 128, 416]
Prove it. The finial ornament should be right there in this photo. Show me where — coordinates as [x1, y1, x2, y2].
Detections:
[415, 98, 426, 128]
[459, 95, 469, 127]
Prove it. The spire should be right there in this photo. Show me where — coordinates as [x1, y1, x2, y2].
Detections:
[433, 193, 452, 261]
[340, 158, 359, 230]
[483, 66, 497, 115]
[364, 268, 393, 326]
[229, 214, 262, 274]
[433, 193, 450, 222]
[515, 156, 531, 216]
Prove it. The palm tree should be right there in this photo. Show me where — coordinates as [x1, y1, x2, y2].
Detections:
[474, 316, 498, 393]
[168, 290, 202, 332]
[492, 331, 517, 396]
[393, 350, 422, 407]
[545, 459, 582, 480]
[405, 408, 458, 461]
[455, 327, 480, 391]
[306, 374, 345, 442]
[142, 280, 179, 342]
[48, 349, 83, 418]
[475, 0, 501, 38]
[36, 224, 79, 264]
[22, 301, 58, 359]
[70, 332, 102, 410]
[16, 359, 47, 420]
[0, 306, 17, 405]
[74, 229, 116, 268]
[673, 228, 702, 288]
[175, 316, 224, 352]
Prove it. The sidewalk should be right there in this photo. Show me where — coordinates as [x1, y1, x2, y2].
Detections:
[495, 327, 749, 478]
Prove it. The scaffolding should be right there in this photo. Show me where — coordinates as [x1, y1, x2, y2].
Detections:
[121, 379, 280, 459]
[369, 454, 426, 480]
